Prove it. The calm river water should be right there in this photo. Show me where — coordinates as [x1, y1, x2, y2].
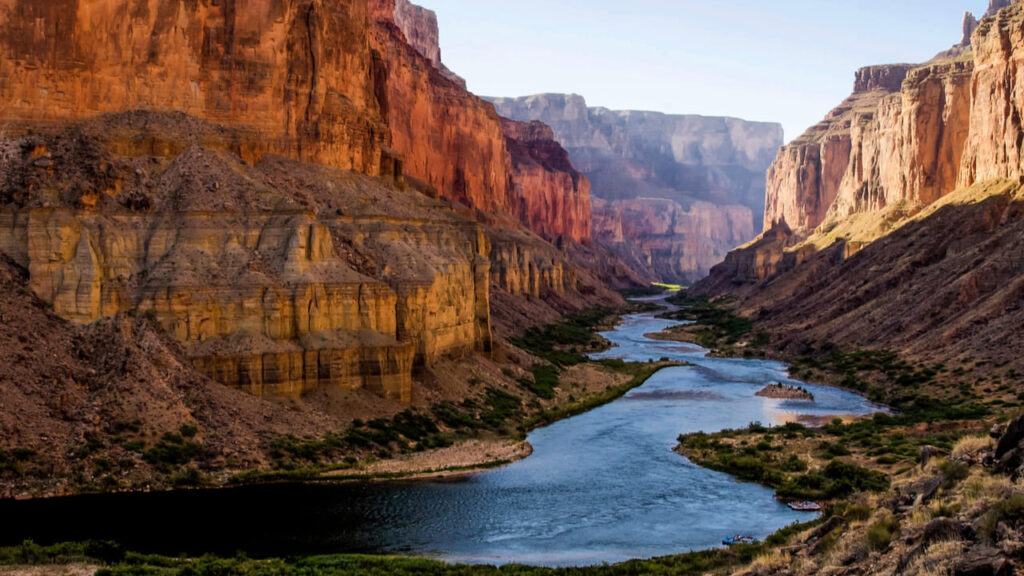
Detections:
[0, 297, 882, 566]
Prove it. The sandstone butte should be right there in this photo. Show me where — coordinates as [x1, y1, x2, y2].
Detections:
[491, 93, 783, 283]
[0, 0, 620, 409]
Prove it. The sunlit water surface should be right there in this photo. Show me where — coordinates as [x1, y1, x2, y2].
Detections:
[0, 297, 882, 566]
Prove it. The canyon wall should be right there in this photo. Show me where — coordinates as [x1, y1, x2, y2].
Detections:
[501, 119, 591, 243]
[491, 94, 782, 282]
[0, 114, 494, 402]
[591, 198, 753, 284]
[0, 0, 593, 254]
[0, 0, 624, 404]
[700, 2, 1024, 327]
[368, 0, 517, 218]
[0, 0, 390, 177]
[762, 3, 1024, 237]
[959, 3, 1024, 186]
[764, 60, 972, 235]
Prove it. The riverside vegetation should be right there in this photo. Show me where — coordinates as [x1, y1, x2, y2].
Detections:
[231, 305, 683, 485]
[293, 303, 685, 480]
[3, 292, 1022, 576]
[0, 304, 679, 493]
[665, 291, 1024, 575]
[0, 519, 819, 576]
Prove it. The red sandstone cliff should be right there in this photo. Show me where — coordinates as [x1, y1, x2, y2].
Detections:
[0, 0, 392, 176]
[0, 0, 594, 257]
[501, 119, 591, 243]
[0, 0, 619, 400]
[765, 60, 972, 235]
[368, 0, 518, 218]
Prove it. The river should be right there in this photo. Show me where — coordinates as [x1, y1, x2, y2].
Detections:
[0, 297, 882, 566]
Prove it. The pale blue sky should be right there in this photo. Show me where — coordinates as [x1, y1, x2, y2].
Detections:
[423, 0, 988, 142]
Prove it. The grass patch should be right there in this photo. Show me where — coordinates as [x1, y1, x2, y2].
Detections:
[510, 308, 615, 366]
[662, 294, 753, 349]
[679, 423, 890, 501]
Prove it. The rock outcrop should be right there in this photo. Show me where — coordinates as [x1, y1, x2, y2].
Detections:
[368, 0, 517, 219]
[591, 197, 754, 284]
[0, 114, 495, 402]
[0, 0, 596, 260]
[491, 93, 782, 282]
[390, 0, 465, 88]
[0, 0, 631, 404]
[501, 119, 591, 243]
[697, 4, 1024, 373]
[0, 0, 391, 177]
[959, 4, 1024, 186]
[763, 1, 1024, 239]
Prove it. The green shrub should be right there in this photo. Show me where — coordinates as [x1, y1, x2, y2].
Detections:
[938, 459, 970, 487]
[981, 494, 1024, 542]
[782, 454, 808, 472]
[519, 364, 560, 399]
[865, 515, 900, 551]
[142, 436, 202, 470]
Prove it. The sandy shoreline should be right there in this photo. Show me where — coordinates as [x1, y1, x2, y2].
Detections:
[323, 438, 534, 482]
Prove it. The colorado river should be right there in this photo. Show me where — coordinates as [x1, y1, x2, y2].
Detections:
[0, 297, 882, 566]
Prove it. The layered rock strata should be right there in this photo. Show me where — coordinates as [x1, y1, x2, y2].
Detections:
[763, 4, 1024, 238]
[492, 93, 782, 282]
[0, 114, 495, 402]
[0, 0, 594, 253]
[501, 119, 591, 243]
[591, 197, 754, 284]
[697, 3, 1024, 370]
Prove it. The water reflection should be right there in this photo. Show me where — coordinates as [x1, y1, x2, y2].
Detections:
[0, 296, 883, 567]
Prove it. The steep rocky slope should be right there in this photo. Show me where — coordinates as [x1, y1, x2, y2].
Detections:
[501, 119, 591, 243]
[701, 181, 1024, 375]
[0, 111, 626, 496]
[0, 113, 494, 402]
[0, 0, 636, 496]
[491, 93, 783, 282]
[0, 0, 598, 273]
[697, 2, 1024, 373]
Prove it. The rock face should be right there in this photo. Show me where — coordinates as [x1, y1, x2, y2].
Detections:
[492, 93, 782, 282]
[390, 0, 465, 88]
[764, 3, 1024, 239]
[591, 197, 753, 284]
[0, 0, 626, 405]
[697, 5, 1024, 374]
[0, 0, 391, 177]
[959, 5, 1024, 186]
[501, 119, 591, 243]
[368, 0, 516, 218]
[765, 58, 974, 234]
[0, 114, 495, 402]
[0, 0, 593, 258]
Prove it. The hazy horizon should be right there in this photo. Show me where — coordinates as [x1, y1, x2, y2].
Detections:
[424, 0, 989, 143]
